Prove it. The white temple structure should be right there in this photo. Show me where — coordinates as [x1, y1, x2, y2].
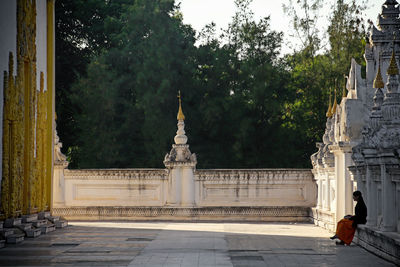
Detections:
[163, 91, 197, 206]
[311, 0, 400, 263]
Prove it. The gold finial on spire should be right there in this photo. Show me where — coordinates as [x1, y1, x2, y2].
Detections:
[326, 89, 333, 118]
[177, 90, 185, 121]
[332, 88, 338, 115]
[373, 54, 385, 88]
[387, 34, 399, 75]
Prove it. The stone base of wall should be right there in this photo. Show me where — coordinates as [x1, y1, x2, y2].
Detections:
[52, 206, 312, 222]
[354, 225, 400, 265]
[310, 208, 335, 232]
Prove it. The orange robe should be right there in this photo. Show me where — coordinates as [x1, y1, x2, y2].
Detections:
[336, 219, 356, 245]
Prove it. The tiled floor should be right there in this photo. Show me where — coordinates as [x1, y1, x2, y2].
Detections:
[0, 222, 395, 266]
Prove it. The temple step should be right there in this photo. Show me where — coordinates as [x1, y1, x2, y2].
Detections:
[6, 233, 24, 244]
[15, 223, 33, 232]
[21, 214, 38, 223]
[55, 220, 68, 228]
[38, 211, 51, 220]
[4, 218, 21, 228]
[25, 228, 41, 238]
[39, 223, 55, 234]
[48, 216, 60, 224]
[32, 220, 47, 228]
[0, 228, 14, 238]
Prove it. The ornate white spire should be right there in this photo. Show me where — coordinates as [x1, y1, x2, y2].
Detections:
[164, 91, 197, 166]
[174, 91, 187, 145]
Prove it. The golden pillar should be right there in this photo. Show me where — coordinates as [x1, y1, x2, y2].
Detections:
[1, 53, 24, 218]
[1, 0, 43, 218]
[19, 0, 37, 214]
[46, 0, 55, 211]
[35, 73, 47, 211]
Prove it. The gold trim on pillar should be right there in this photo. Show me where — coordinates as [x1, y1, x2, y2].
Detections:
[46, 0, 55, 211]
[36, 72, 47, 211]
[1, 0, 38, 219]
[19, 0, 37, 214]
[1, 52, 24, 218]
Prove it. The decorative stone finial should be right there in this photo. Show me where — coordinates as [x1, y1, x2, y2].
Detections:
[373, 55, 385, 89]
[174, 91, 187, 145]
[164, 91, 197, 168]
[177, 90, 185, 121]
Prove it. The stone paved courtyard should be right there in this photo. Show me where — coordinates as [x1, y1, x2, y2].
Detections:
[0, 222, 395, 267]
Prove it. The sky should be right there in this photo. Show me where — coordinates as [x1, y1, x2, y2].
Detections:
[178, 0, 383, 54]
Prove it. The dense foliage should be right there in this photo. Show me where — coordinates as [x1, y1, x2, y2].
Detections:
[55, 0, 367, 169]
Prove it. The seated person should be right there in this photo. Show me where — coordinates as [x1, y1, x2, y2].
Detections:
[330, 191, 367, 245]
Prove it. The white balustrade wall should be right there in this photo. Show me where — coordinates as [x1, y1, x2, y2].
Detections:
[52, 168, 316, 221]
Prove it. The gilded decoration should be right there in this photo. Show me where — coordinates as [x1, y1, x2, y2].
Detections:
[46, 0, 55, 210]
[387, 50, 399, 76]
[373, 57, 385, 89]
[1, 53, 24, 218]
[0, 0, 52, 218]
[177, 91, 185, 121]
[36, 72, 48, 211]
[33, 72, 47, 210]
[19, 0, 37, 214]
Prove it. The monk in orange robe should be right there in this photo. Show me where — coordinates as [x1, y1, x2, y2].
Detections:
[330, 191, 367, 245]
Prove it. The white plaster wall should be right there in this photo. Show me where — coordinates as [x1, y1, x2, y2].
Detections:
[0, 0, 17, 198]
[57, 169, 169, 207]
[56, 169, 317, 209]
[196, 169, 316, 207]
[36, 0, 47, 92]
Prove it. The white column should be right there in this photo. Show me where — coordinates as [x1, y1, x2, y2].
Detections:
[325, 173, 331, 211]
[167, 168, 181, 205]
[381, 164, 396, 231]
[52, 164, 67, 207]
[331, 143, 354, 223]
[356, 169, 367, 201]
[334, 151, 345, 222]
[366, 165, 378, 227]
[344, 152, 354, 215]
[181, 167, 195, 206]
[317, 176, 323, 209]
[53, 130, 68, 208]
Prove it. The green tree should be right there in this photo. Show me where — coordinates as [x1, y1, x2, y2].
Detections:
[191, 0, 292, 168]
[327, 0, 367, 78]
[55, 0, 130, 158]
[71, 0, 197, 168]
[59, 0, 369, 169]
[282, 0, 368, 167]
